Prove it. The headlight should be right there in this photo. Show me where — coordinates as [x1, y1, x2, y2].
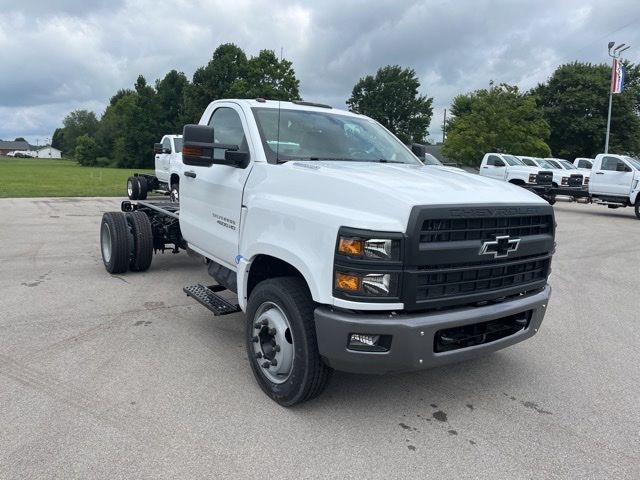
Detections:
[528, 174, 537, 183]
[334, 228, 403, 300]
[335, 271, 399, 297]
[561, 177, 568, 185]
[337, 236, 401, 261]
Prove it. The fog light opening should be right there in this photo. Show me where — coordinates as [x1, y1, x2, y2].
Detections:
[347, 333, 392, 352]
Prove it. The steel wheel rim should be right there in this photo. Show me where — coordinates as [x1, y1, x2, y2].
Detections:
[171, 188, 179, 202]
[101, 222, 112, 262]
[252, 302, 294, 384]
[127, 180, 133, 197]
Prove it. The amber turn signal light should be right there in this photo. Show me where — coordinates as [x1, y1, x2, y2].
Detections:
[182, 146, 203, 156]
[338, 238, 363, 256]
[335, 272, 361, 292]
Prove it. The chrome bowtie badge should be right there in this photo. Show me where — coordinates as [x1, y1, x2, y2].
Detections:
[479, 235, 520, 258]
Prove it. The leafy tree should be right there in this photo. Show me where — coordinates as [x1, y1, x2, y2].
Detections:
[346, 65, 433, 144]
[155, 69, 190, 132]
[442, 84, 551, 166]
[533, 61, 640, 158]
[74, 134, 100, 166]
[51, 128, 65, 151]
[14, 137, 26, 142]
[61, 110, 99, 157]
[184, 43, 248, 122]
[226, 49, 300, 100]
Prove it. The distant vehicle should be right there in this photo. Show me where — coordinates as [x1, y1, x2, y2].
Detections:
[127, 134, 184, 201]
[574, 158, 594, 171]
[518, 157, 574, 187]
[555, 159, 590, 186]
[12, 150, 37, 158]
[479, 153, 553, 187]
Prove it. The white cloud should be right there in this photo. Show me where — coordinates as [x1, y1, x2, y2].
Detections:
[0, 0, 639, 143]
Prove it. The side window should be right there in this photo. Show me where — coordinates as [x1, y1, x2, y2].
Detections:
[577, 160, 586, 168]
[487, 155, 501, 166]
[208, 107, 247, 160]
[162, 137, 171, 152]
[601, 157, 620, 171]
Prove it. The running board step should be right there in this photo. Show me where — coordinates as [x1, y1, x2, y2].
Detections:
[183, 284, 240, 316]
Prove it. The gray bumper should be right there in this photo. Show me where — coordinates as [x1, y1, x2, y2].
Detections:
[314, 286, 551, 374]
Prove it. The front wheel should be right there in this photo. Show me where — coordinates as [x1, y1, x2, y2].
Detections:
[635, 197, 640, 219]
[170, 183, 179, 202]
[245, 277, 332, 406]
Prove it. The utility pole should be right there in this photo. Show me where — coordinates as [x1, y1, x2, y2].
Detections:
[442, 109, 447, 144]
[604, 41, 631, 153]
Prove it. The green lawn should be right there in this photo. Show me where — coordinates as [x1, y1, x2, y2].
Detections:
[0, 158, 152, 197]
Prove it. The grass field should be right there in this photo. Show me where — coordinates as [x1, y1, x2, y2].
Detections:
[0, 157, 152, 197]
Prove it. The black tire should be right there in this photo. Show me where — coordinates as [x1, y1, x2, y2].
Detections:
[126, 211, 153, 271]
[127, 176, 139, 200]
[100, 212, 130, 274]
[246, 277, 332, 406]
[170, 183, 179, 202]
[635, 197, 640, 220]
[546, 194, 556, 205]
[137, 177, 148, 200]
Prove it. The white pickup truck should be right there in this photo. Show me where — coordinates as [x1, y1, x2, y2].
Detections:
[574, 157, 594, 171]
[585, 154, 640, 217]
[479, 153, 555, 187]
[127, 134, 184, 201]
[100, 99, 556, 405]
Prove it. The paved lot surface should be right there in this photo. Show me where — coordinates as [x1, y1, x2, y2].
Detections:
[1, 197, 639, 479]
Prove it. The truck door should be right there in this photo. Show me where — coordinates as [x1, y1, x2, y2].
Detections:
[155, 136, 171, 183]
[591, 156, 634, 196]
[180, 104, 253, 268]
[483, 155, 506, 180]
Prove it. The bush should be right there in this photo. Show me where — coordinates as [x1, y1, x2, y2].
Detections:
[75, 135, 100, 166]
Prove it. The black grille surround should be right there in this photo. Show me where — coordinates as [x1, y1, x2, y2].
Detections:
[402, 204, 555, 311]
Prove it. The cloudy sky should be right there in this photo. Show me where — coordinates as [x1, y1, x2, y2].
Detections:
[1, 0, 639, 145]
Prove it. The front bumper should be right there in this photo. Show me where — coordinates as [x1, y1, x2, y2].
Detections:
[314, 286, 551, 374]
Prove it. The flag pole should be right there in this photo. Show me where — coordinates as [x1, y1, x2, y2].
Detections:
[604, 74, 613, 154]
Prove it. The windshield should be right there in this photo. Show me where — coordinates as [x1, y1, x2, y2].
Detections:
[545, 159, 562, 169]
[251, 107, 420, 164]
[520, 158, 536, 167]
[623, 156, 640, 170]
[559, 160, 577, 170]
[503, 154, 524, 166]
[535, 159, 554, 169]
[173, 138, 183, 153]
[423, 153, 443, 165]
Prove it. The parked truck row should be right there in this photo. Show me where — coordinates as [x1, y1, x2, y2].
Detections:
[101, 99, 557, 405]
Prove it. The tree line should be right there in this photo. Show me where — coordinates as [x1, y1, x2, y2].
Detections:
[52, 42, 640, 168]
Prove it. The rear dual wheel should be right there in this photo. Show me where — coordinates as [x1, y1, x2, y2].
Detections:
[100, 211, 153, 273]
[126, 177, 148, 200]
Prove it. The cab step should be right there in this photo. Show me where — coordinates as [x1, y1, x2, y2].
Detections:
[183, 284, 241, 316]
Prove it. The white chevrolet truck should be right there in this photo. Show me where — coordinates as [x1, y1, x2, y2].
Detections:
[127, 134, 184, 201]
[479, 153, 555, 187]
[100, 99, 556, 405]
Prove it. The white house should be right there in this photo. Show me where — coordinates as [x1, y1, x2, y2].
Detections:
[36, 146, 62, 159]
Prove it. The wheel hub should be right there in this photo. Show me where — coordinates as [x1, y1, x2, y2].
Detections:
[252, 302, 294, 384]
[101, 222, 112, 262]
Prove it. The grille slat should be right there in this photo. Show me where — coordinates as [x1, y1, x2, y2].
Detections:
[421, 215, 553, 243]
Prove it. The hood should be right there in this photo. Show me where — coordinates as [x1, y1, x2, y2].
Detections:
[287, 161, 545, 206]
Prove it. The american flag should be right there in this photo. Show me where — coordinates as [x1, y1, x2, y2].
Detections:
[611, 58, 625, 94]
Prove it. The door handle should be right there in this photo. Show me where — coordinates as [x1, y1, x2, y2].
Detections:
[184, 171, 197, 178]
[595, 172, 604, 175]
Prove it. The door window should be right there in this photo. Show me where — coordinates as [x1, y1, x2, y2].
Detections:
[162, 137, 171, 152]
[487, 155, 502, 166]
[602, 157, 622, 171]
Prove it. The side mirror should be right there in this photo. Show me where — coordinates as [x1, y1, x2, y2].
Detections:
[410, 143, 426, 158]
[494, 159, 505, 167]
[182, 124, 250, 168]
[153, 143, 163, 155]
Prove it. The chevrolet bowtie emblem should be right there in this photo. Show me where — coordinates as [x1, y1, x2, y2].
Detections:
[479, 235, 520, 258]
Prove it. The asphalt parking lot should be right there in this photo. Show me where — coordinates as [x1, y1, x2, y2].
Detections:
[1, 197, 638, 479]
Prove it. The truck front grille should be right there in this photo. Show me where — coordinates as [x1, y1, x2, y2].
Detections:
[404, 205, 555, 311]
